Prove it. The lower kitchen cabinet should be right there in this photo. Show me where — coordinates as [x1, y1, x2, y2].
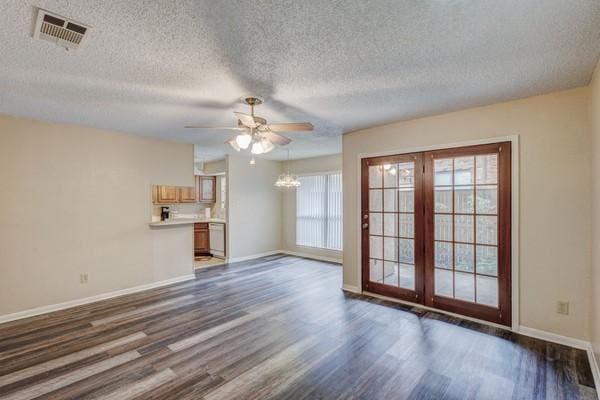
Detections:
[194, 223, 210, 257]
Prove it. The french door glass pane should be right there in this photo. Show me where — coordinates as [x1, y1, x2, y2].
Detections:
[435, 268, 453, 297]
[383, 237, 397, 261]
[476, 216, 497, 245]
[398, 162, 415, 186]
[369, 213, 382, 235]
[399, 239, 414, 264]
[434, 241, 453, 269]
[369, 166, 383, 188]
[398, 189, 414, 212]
[370, 190, 382, 212]
[399, 214, 414, 238]
[400, 263, 415, 290]
[434, 159, 452, 185]
[370, 236, 382, 259]
[476, 155, 498, 184]
[454, 215, 474, 243]
[383, 213, 397, 236]
[370, 259, 383, 283]
[383, 165, 397, 188]
[455, 244, 474, 272]
[454, 157, 475, 185]
[435, 215, 453, 241]
[476, 245, 497, 276]
[435, 187, 452, 212]
[455, 186, 474, 213]
[384, 261, 398, 286]
[384, 189, 398, 212]
[476, 275, 498, 307]
[455, 271, 475, 302]
[476, 186, 497, 214]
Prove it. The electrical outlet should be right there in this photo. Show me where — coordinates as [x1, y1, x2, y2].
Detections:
[80, 274, 88, 284]
[556, 301, 569, 315]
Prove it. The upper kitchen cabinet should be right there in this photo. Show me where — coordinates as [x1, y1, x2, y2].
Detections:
[178, 186, 197, 203]
[153, 185, 179, 204]
[197, 176, 216, 203]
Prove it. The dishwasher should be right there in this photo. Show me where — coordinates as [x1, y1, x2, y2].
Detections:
[209, 223, 225, 259]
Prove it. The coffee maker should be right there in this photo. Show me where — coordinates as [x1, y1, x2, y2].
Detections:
[160, 206, 170, 221]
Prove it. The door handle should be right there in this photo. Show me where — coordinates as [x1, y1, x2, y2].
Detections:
[362, 223, 369, 229]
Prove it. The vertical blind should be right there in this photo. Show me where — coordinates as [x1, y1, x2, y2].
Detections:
[296, 173, 343, 250]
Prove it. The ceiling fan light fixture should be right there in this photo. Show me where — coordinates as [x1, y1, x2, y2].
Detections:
[251, 141, 264, 154]
[235, 133, 252, 149]
[261, 137, 275, 153]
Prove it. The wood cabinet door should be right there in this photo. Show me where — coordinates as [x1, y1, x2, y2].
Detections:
[194, 223, 210, 255]
[155, 186, 178, 204]
[179, 186, 197, 203]
[197, 176, 216, 203]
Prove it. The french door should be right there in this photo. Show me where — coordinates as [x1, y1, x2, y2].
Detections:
[361, 142, 511, 326]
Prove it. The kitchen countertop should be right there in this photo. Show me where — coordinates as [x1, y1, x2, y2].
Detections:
[149, 218, 226, 227]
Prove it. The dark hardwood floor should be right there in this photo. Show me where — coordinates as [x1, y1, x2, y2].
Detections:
[0, 255, 596, 399]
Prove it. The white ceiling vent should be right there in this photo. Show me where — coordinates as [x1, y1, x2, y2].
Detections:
[33, 9, 90, 50]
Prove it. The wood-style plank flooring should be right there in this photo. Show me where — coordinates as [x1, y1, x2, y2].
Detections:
[0, 255, 596, 399]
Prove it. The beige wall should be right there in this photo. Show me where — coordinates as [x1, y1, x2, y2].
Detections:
[227, 155, 282, 259]
[210, 175, 227, 220]
[591, 61, 600, 357]
[343, 87, 592, 340]
[0, 115, 195, 317]
[281, 154, 343, 261]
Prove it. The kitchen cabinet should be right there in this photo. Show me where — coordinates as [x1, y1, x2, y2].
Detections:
[194, 223, 210, 257]
[153, 185, 179, 204]
[197, 176, 216, 203]
[178, 186, 197, 203]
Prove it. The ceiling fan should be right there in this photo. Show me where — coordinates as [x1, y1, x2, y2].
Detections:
[185, 97, 313, 155]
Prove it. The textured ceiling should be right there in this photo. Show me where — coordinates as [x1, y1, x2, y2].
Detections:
[1, 1, 600, 161]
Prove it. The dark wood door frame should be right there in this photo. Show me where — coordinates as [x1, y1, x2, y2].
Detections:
[361, 142, 512, 326]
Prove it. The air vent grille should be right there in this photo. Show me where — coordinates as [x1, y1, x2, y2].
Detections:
[33, 9, 90, 49]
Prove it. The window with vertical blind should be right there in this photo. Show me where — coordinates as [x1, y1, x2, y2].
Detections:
[296, 173, 343, 250]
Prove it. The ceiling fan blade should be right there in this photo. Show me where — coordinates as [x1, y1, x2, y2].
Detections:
[234, 112, 259, 128]
[226, 138, 241, 152]
[184, 126, 246, 130]
[266, 123, 314, 132]
[263, 130, 292, 146]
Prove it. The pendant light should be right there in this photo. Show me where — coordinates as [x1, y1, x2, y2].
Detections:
[275, 149, 301, 188]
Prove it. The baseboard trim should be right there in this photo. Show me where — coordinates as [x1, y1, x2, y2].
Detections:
[226, 250, 285, 264]
[587, 348, 600, 399]
[281, 250, 342, 264]
[357, 290, 596, 351]
[341, 284, 361, 294]
[516, 326, 590, 350]
[0, 274, 196, 325]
